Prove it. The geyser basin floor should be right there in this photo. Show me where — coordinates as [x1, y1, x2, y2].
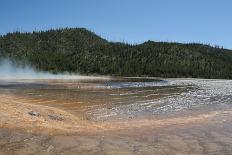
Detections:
[0, 78, 232, 155]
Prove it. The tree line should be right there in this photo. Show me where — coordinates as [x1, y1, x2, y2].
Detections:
[0, 28, 232, 79]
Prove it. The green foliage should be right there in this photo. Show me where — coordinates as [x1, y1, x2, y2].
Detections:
[0, 28, 232, 79]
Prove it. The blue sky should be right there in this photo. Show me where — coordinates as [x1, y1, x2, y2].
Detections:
[1, 0, 231, 49]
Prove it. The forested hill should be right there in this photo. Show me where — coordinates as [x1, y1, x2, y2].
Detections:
[0, 28, 232, 79]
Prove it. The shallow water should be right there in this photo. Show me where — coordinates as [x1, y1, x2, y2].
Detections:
[0, 77, 190, 120]
[1, 77, 232, 154]
[1, 78, 231, 121]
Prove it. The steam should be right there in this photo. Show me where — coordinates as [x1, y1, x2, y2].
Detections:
[0, 59, 109, 80]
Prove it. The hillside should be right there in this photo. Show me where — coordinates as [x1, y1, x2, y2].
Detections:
[0, 28, 232, 79]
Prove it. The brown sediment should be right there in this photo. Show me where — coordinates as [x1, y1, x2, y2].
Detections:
[1, 93, 232, 135]
[0, 94, 98, 135]
[99, 110, 232, 131]
[1, 78, 232, 154]
[1, 93, 232, 155]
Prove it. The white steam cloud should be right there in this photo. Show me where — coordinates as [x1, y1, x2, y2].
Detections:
[0, 59, 109, 80]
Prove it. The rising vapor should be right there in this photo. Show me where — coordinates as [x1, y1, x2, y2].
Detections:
[0, 59, 109, 80]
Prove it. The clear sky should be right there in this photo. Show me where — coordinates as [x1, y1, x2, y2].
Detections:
[1, 0, 231, 49]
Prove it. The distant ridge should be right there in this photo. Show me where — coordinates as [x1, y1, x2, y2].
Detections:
[0, 28, 232, 79]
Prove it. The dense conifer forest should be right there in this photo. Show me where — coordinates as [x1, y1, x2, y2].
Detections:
[0, 28, 232, 79]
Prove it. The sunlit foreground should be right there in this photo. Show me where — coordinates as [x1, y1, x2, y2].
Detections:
[0, 77, 232, 155]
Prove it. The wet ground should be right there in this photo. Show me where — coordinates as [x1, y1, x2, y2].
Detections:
[0, 77, 232, 154]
